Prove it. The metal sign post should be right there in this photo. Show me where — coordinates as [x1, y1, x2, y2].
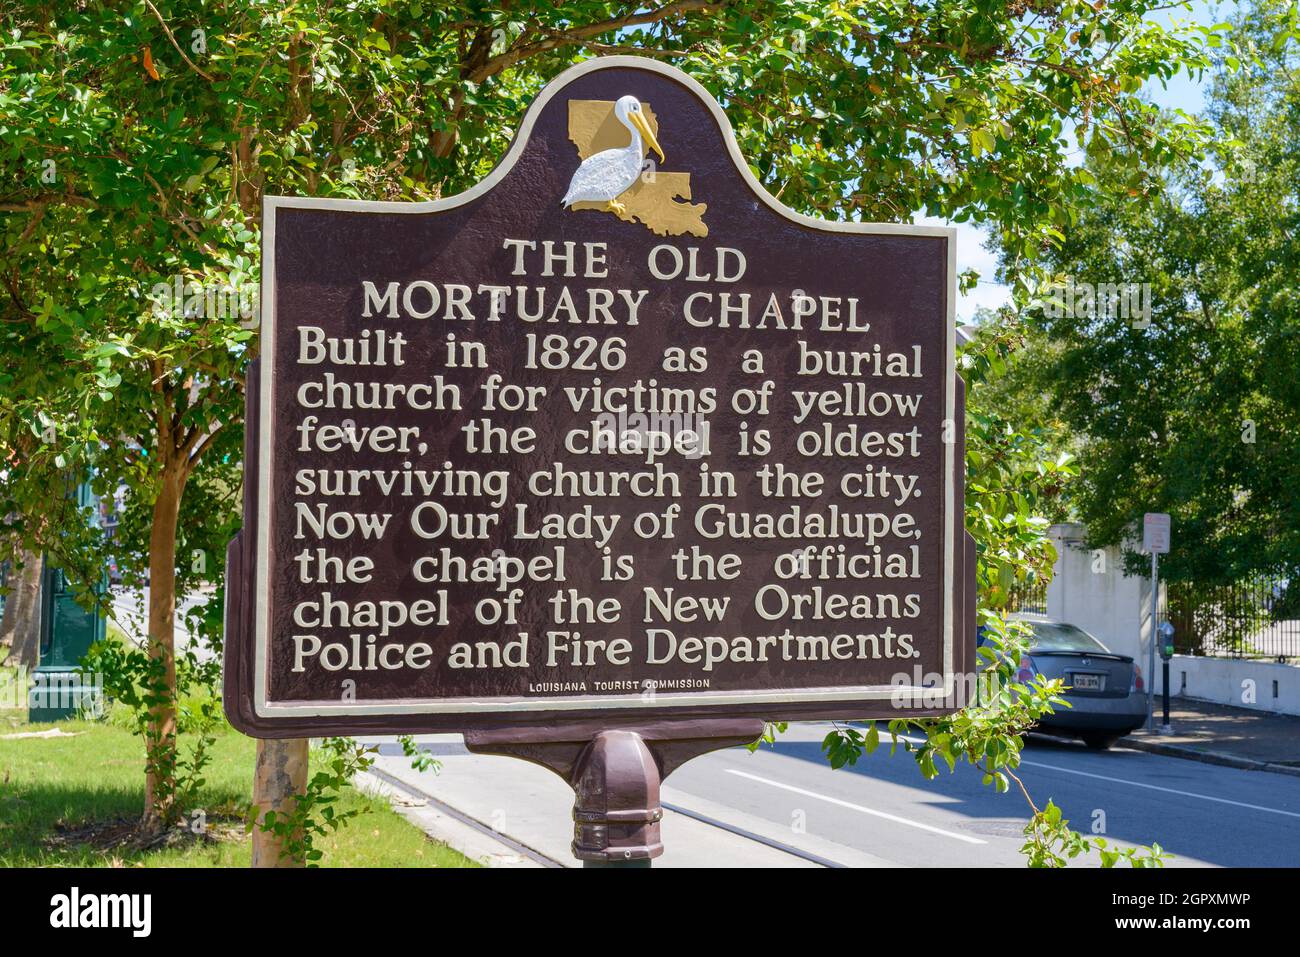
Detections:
[1143, 513, 1170, 731]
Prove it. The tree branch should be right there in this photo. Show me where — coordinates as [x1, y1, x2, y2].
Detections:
[144, 0, 215, 82]
[109, 148, 219, 256]
[0, 194, 94, 212]
[184, 423, 226, 476]
[465, 1, 714, 83]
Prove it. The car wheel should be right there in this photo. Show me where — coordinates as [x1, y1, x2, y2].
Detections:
[1082, 733, 1120, 751]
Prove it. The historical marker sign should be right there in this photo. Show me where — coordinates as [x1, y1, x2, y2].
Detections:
[224, 56, 975, 737]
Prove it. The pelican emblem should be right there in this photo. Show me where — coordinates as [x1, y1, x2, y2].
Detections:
[561, 95, 665, 218]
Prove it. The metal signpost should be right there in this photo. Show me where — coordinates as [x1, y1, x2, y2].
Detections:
[224, 57, 976, 866]
[1143, 512, 1170, 732]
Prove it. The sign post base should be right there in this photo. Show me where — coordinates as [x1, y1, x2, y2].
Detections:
[466, 718, 765, 866]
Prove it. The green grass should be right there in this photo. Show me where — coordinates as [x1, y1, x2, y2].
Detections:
[0, 709, 478, 868]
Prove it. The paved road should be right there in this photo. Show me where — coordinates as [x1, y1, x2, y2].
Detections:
[667, 723, 1300, 867]
[366, 721, 1300, 867]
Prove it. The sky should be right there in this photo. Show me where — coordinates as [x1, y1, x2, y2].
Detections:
[946, 0, 1225, 321]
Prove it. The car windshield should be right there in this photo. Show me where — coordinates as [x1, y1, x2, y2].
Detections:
[1027, 621, 1111, 654]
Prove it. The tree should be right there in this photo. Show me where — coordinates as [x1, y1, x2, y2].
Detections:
[991, 0, 1299, 594]
[0, 547, 43, 672]
[1, 1, 1215, 846]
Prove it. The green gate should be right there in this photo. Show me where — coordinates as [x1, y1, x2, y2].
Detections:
[28, 482, 107, 722]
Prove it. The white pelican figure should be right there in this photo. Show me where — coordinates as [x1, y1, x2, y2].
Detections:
[561, 95, 665, 217]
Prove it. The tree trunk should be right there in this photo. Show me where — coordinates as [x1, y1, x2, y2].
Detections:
[0, 548, 13, 654]
[142, 468, 183, 829]
[0, 610, 8, 660]
[252, 738, 310, 867]
[1, 549, 44, 672]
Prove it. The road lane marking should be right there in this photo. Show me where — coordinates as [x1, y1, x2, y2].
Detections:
[1017, 758, 1300, 819]
[883, 731, 1300, 820]
[725, 769, 987, 844]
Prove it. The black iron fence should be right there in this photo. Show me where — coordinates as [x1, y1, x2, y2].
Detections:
[1008, 578, 1048, 615]
[1167, 578, 1300, 661]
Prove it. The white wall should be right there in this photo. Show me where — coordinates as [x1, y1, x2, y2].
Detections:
[1153, 655, 1300, 716]
[1046, 523, 1158, 665]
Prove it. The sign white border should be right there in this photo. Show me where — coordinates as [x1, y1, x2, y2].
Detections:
[253, 55, 959, 717]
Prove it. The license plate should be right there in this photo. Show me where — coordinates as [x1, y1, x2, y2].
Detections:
[1070, 673, 1103, 691]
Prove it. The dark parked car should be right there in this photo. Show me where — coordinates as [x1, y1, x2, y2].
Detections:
[1007, 614, 1147, 750]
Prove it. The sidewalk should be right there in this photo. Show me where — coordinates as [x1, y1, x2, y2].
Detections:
[1125, 696, 1300, 776]
[353, 735, 890, 868]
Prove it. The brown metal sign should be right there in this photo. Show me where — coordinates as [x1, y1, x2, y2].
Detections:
[224, 56, 975, 738]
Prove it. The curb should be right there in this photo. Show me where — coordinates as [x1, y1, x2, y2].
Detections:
[1123, 737, 1300, 778]
[354, 768, 556, 868]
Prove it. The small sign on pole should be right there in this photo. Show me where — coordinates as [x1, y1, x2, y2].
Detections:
[1143, 512, 1170, 554]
